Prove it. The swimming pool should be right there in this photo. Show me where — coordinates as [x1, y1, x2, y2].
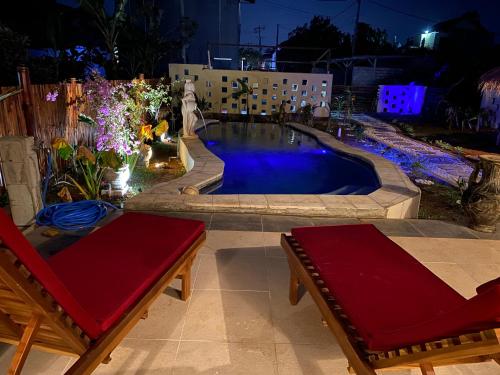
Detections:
[198, 123, 380, 194]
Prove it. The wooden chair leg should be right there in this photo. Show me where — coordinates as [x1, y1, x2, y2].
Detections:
[181, 263, 192, 301]
[8, 314, 42, 375]
[289, 270, 300, 305]
[420, 363, 435, 375]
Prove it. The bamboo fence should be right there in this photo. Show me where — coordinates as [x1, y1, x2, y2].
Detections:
[0, 69, 157, 187]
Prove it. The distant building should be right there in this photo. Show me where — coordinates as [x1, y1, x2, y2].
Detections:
[411, 12, 494, 51]
[129, 0, 255, 68]
[169, 64, 333, 115]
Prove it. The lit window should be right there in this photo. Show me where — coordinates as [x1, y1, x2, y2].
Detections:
[221, 108, 227, 114]
[272, 83, 278, 90]
[302, 79, 308, 85]
[184, 69, 189, 75]
[311, 85, 317, 92]
[175, 74, 179, 81]
[261, 110, 267, 115]
[253, 89, 259, 95]
[252, 82, 259, 88]
[311, 95, 316, 101]
[290, 105, 296, 112]
[206, 81, 212, 87]
[241, 109, 247, 115]
[291, 95, 297, 102]
[272, 95, 277, 100]
[291, 84, 298, 91]
[321, 91, 327, 97]
[322, 80, 327, 87]
[252, 94, 258, 100]
[301, 90, 307, 97]
[262, 99, 267, 105]
[283, 78, 288, 84]
[222, 76, 228, 82]
[282, 90, 287, 96]
[300, 100, 307, 107]
[262, 89, 267, 95]
[232, 81, 239, 89]
[232, 103, 238, 109]
[222, 98, 227, 103]
[320, 101, 327, 107]
[252, 104, 257, 110]
[271, 105, 276, 111]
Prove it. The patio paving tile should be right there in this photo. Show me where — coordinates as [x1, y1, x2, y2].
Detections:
[275, 343, 347, 375]
[262, 215, 314, 232]
[152, 211, 213, 227]
[360, 219, 423, 237]
[203, 230, 266, 252]
[92, 339, 178, 375]
[195, 252, 269, 291]
[181, 290, 274, 343]
[210, 213, 263, 231]
[422, 263, 479, 298]
[173, 341, 278, 375]
[310, 217, 361, 226]
[0, 344, 71, 375]
[407, 220, 477, 239]
[126, 288, 190, 340]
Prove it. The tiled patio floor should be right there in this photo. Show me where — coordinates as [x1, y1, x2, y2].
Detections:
[2, 225, 500, 374]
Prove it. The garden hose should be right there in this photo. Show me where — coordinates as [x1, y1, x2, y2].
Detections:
[36, 151, 119, 231]
[36, 200, 118, 231]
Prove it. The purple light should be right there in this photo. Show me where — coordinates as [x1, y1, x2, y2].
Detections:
[377, 84, 427, 115]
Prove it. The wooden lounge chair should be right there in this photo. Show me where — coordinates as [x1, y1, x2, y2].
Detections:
[0, 210, 206, 374]
[281, 224, 500, 375]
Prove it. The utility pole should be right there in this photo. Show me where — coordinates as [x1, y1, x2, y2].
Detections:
[275, 24, 280, 49]
[351, 0, 362, 57]
[254, 25, 265, 54]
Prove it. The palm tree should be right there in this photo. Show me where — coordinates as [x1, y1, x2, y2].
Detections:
[79, 0, 128, 76]
[233, 79, 254, 121]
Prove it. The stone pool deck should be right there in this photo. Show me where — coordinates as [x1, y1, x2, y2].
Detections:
[126, 121, 421, 219]
[352, 114, 474, 186]
[6, 215, 500, 374]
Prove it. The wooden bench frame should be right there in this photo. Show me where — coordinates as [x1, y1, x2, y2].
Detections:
[0, 231, 206, 374]
[281, 234, 500, 375]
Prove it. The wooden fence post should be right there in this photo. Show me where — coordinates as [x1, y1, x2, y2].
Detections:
[17, 66, 36, 137]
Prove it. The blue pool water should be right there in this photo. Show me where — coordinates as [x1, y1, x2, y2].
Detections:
[198, 123, 380, 194]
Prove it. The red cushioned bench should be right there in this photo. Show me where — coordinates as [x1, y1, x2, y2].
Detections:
[0, 210, 205, 374]
[281, 224, 500, 375]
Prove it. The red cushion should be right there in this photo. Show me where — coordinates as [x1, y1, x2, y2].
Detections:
[373, 285, 500, 350]
[0, 209, 102, 339]
[476, 277, 500, 294]
[48, 212, 204, 334]
[291, 224, 472, 350]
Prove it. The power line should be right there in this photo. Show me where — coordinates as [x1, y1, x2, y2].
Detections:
[260, 0, 319, 16]
[331, 0, 356, 20]
[368, 0, 437, 23]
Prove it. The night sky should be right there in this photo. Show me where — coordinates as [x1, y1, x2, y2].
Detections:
[240, 0, 500, 46]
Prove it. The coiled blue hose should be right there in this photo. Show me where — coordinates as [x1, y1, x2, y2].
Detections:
[36, 200, 118, 231]
[36, 152, 119, 231]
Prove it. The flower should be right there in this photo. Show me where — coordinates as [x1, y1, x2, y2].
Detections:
[46, 91, 59, 102]
[154, 120, 169, 137]
[139, 124, 153, 140]
[51, 138, 69, 150]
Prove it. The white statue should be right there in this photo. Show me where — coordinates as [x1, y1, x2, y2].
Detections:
[181, 79, 198, 137]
